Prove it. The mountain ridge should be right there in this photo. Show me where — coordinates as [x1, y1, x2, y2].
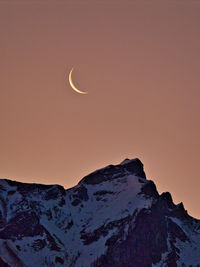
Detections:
[0, 158, 200, 266]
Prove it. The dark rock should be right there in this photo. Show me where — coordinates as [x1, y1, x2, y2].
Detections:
[0, 211, 6, 228]
[0, 211, 44, 239]
[46, 209, 52, 220]
[160, 192, 174, 204]
[2, 241, 24, 267]
[0, 257, 11, 267]
[156, 192, 176, 212]
[167, 218, 188, 243]
[71, 185, 88, 206]
[74, 185, 89, 201]
[121, 158, 146, 179]
[79, 158, 146, 185]
[55, 256, 64, 264]
[44, 229, 61, 251]
[93, 190, 114, 196]
[66, 220, 74, 230]
[58, 197, 66, 207]
[32, 239, 47, 251]
[7, 190, 16, 195]
[5, 179, 65, 198]
[44, 186, 66, 201]
[139, 180, 159, 199]
[79, 164, 121, 185]
[92, 193, 190, 267]
[71, 199, 81, 206]
[16, 245, 21, 251]
[0, 158, 199, 267]
[171, 202, 191, 221]
[81, 215, 132, 245]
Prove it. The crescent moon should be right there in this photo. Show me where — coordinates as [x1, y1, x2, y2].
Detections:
[69, 68, 88, 94]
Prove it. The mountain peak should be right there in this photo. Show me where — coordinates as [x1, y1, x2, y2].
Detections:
[0, 159, 200, 266]
[79, 158, 146, 185]
[120, 157, 146, 178]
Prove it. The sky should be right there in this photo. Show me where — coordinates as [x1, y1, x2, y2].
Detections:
[0, 0, 200, 218]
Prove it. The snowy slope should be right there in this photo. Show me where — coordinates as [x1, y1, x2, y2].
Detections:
[0, 158, 200, 267]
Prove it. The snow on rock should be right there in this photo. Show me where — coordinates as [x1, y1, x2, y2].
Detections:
[0, 158, 200, 267]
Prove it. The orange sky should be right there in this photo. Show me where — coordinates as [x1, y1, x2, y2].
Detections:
[0, 0, 200, 218]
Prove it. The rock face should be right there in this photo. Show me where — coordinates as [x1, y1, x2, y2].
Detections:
[0, 158, 200, 267]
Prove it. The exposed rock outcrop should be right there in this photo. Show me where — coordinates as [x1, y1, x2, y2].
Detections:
[0, 158, 199, 266]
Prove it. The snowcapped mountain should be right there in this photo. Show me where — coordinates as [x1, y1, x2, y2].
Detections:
[0, 158, 200, 267]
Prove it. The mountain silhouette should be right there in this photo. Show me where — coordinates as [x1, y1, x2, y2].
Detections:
[0, 158, 200, 266]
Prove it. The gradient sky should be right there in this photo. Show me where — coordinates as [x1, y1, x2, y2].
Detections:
[0, 0, 200, 218]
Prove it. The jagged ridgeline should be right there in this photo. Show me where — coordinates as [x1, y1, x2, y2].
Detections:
[0, 159, 200, 267]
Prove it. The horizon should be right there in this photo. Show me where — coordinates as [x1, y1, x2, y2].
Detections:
[0, 0, 200, 219]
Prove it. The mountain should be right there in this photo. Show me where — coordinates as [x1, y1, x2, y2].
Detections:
[0, 158, 200, 267]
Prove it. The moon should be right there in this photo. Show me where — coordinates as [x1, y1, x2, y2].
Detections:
[69, 68, 88, 94]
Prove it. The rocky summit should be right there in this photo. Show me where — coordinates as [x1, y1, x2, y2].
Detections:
[0, 158, 200, 267]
